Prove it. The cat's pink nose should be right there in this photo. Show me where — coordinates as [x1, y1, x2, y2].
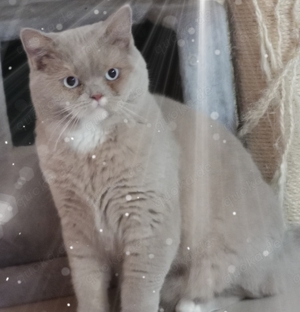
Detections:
[91, 94, 102, 101]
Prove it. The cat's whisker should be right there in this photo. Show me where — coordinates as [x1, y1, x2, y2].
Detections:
[48, 117, 73, 143]
[70, 110, 81, 130]
[110, 98, 135, 107]
[53, 102, 88, 113]
[116, 105, 136, 119]
[48, 110, 78, 141]
[53, 122, 70, 150]
[53, 110, 82, 151]
[118, 108, 137, 124]
[120, 105, 147, 122]
[51, 105, 81, 116]
[49, 100, 104, 145]
[110, 98, 144, 115]
[52, 109, 73, 118]
[110, 99, 140, 114]
[53, 118, 75, 151]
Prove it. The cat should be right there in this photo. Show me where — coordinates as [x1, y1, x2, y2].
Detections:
[20, 4, 300, 312]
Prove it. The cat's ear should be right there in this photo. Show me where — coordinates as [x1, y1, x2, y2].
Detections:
[20, 28, 57, 70]
[103, 4, 133, 49]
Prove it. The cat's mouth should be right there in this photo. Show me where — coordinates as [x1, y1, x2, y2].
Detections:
[91, 96, 108, 109]
[89, 100, 109, 121]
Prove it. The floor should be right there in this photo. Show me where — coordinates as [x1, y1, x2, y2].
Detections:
[0, 297, 77, 312]
[1, 284, 300, 312]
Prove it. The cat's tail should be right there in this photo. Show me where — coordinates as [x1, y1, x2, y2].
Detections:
[239, 225, 300, 299]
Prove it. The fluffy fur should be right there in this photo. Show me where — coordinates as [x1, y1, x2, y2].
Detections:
[20, 5, 300, 312]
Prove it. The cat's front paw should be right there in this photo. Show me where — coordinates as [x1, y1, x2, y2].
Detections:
[175, 299, 202, 312]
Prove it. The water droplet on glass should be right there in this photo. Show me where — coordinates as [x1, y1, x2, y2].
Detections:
[166, 238, 173, 245]
[61, 267, 71, 276]
[213, 133, 220, 141]
[177, 39, 185, 47]
[210, 112, 219, 120]
[263, 250, 269, 257]
[188, 27, 195, 35]
[56, 23, 63, 31]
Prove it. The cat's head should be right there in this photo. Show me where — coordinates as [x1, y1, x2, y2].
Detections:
[20, 5, 148, 136]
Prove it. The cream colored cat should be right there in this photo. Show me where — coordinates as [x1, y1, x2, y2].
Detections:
[20, 5, 300, 312]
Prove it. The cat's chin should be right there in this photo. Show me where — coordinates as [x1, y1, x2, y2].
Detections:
[86, 107, 109, 122]
[65, 118, 108, 152]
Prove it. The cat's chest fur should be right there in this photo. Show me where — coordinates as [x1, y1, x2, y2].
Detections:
[41, 126, 141, 204]
[66, 120, 107, 153]
[37, 120, 179, 257]
[38, 132, 137, 257]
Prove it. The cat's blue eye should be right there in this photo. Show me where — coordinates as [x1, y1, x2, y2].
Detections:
[105, 68, 120, 81]
[63, 76, 80, 89]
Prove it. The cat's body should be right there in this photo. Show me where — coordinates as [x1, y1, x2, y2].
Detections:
[36, 92, 181, 312]
[158, 95, 286, 311]
[20, 5, 299, 312]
